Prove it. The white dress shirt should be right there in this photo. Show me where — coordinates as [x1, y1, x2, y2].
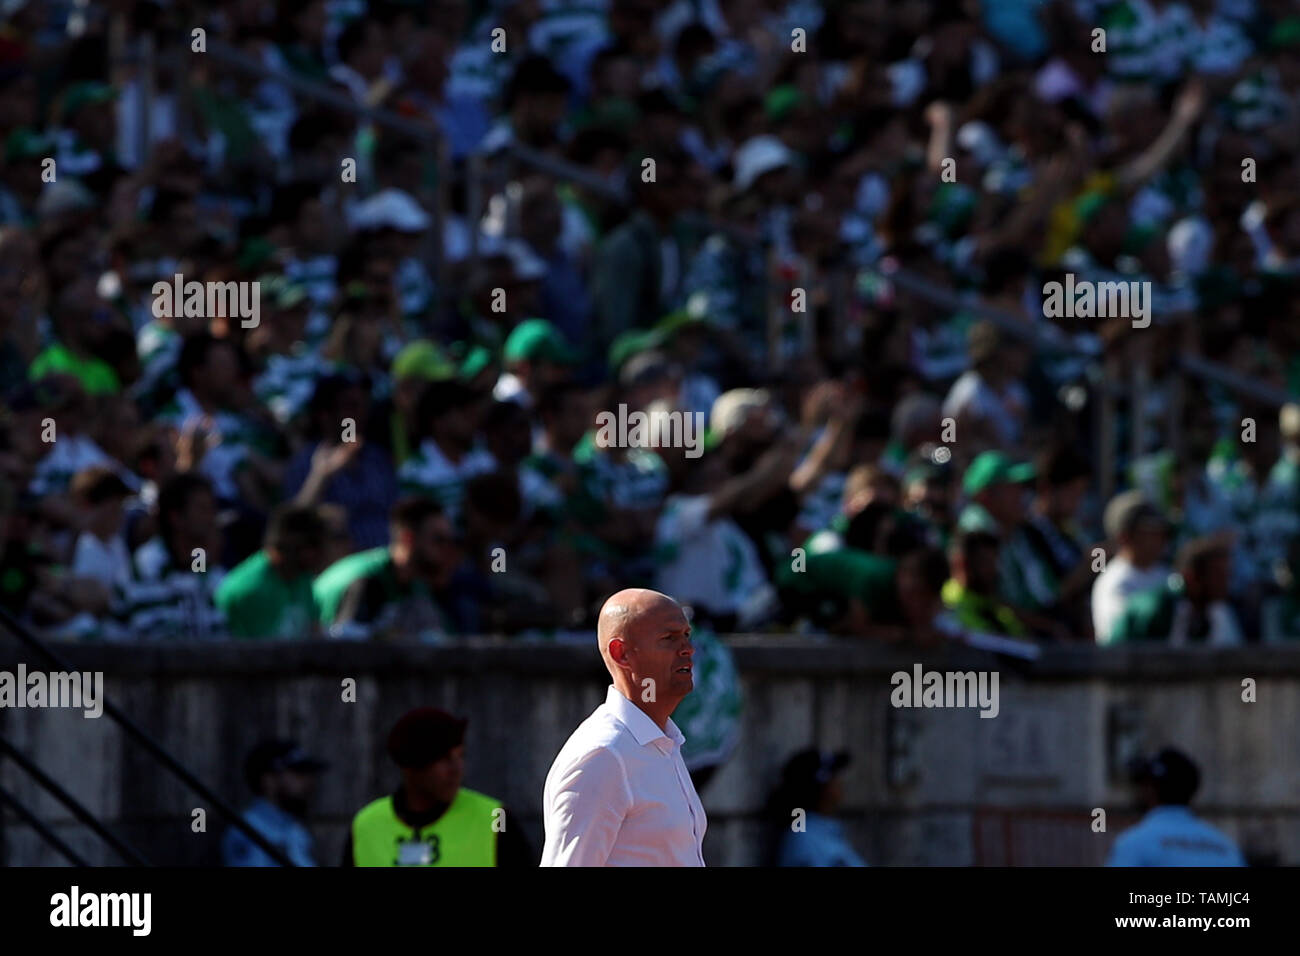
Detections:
[541, 685, 707, 867]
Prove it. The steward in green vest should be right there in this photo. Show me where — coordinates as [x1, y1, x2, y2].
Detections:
[343, 706, 534, 866]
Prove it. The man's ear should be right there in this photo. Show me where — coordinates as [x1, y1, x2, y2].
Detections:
[608, 636, 627, 666]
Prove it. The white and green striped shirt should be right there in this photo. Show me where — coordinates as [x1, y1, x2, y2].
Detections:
[112, 537, 228, 640]
[398, 438, 497, 520]
[254, 347, 335, 427]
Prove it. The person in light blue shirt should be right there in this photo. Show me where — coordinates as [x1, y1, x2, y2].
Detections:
[222, 739, 328, 867]
[1106, 747, 1245, 867]
[768, 748, 866, 867]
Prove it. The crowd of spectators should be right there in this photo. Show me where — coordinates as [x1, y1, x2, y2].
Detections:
[4, 0, 1300, 647]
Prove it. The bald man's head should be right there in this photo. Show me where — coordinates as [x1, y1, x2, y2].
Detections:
[597, 589, 694, 704]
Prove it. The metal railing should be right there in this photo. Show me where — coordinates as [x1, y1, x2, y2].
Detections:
[0, 736, 151, 865]
[0, 607, 296, 867]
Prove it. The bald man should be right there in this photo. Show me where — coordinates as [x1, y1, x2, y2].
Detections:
[540, 589, 707, 866]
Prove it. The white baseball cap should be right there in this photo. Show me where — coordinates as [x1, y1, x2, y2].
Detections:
[732, 135, 795, 193]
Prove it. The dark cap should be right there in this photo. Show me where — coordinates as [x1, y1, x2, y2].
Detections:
[387, 707, 467, 769]
[243, 739, 328, 791]
[1035, 444, 1093, 487]
[1129, 747, 1200, 804]
[782, 748, 851, 790]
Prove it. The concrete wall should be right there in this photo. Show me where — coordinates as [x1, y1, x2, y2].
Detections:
[2, 638, 1297, 866]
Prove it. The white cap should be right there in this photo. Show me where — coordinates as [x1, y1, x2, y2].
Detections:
[732, 135, 795, 193]
[710, 387, 773, 437]
[347, 188, 431, 232]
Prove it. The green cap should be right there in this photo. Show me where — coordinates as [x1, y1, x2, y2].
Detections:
[962, 451, 1035, 496]
[654, 307, 708, 339]
[458, 343, 494, 380]
[764, 84, 804, 123]
[62, 81, 118, 116]
[5, 127, 50, 162]
[392, 340, 456, 382]
[503, 318, 579, 365]
[608, 327, 663, 372]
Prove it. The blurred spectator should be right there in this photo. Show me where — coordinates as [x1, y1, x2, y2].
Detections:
[901, 458, 955, 547]
[449, 469, 559, 633]
[668, 619, 744, 792]
[215, 504, 330, 640]
[517, 177, 593, 346]
[495, 317, 580, 409]
[1023, 443, 1101, 636]
[117, 472, 227, 640]
[765, 748, 866, 867]
[379, 339, 456, 465]
[654, 444, 787, 632]
[30, 276, 123, 397]
[1109, 536, 1243, 645]
[1106, 748, 1245, 867]
[1093, 491, 1173, 645]
[163, 333, 281, 509]
[282, 372, 398, 549]
[590, 147, 695, 356]
[398, 380, 496, 521]
[777, 542, 950, 644]
[223, 739, 328, 867]
[958, 450, 1069, 639]
[942, 530, 1027, 638]
[314, 495, 460, 641]
[68, 466, 133, 592]
[941, 320, 1030, 455]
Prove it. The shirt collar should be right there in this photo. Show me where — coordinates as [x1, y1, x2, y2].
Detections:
[605, 685, 684, 750]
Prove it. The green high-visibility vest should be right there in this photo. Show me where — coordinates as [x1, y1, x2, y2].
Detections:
[351, 788, 502, 867]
